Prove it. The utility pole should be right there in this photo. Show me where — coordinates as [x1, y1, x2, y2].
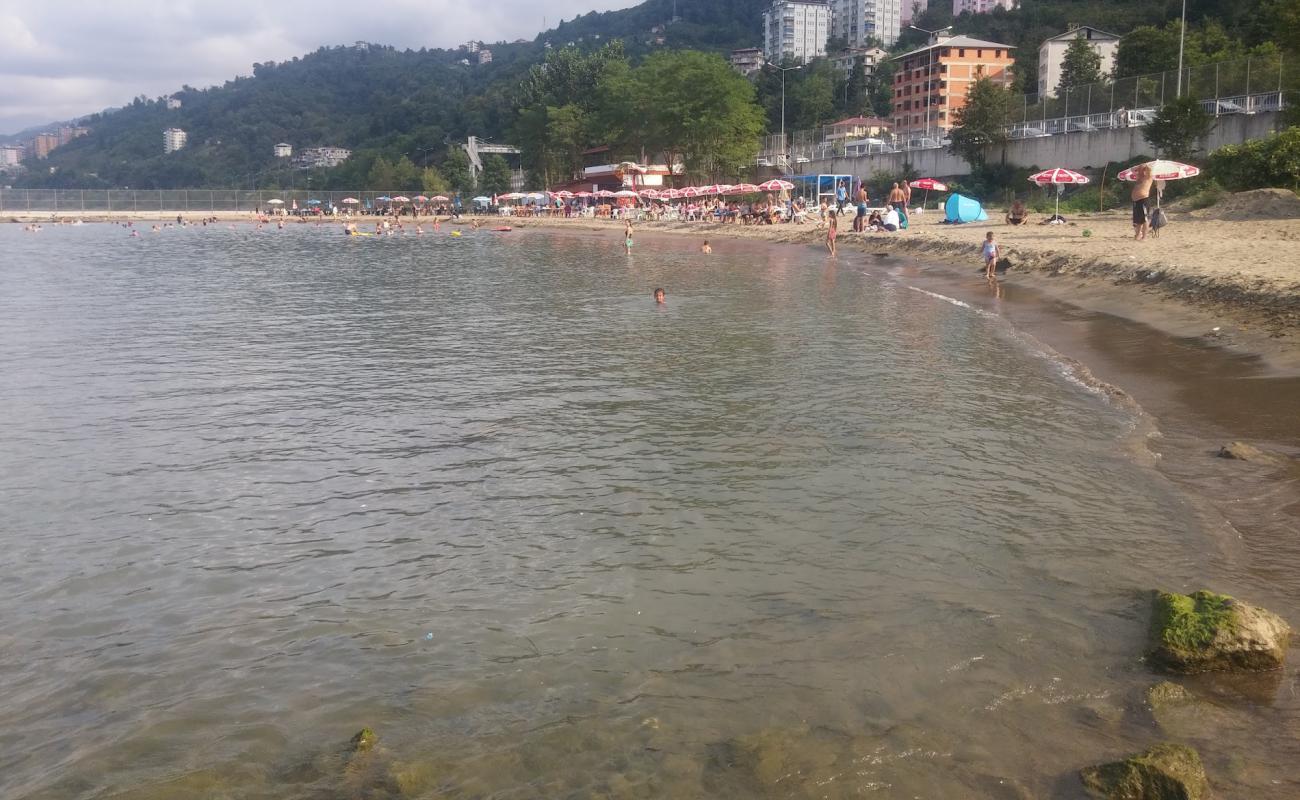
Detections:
[766, 61, 803, 170]
[1175, 0, 1187, 97]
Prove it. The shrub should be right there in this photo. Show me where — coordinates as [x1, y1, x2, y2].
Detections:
[1182, 178, 1227, 210]
[1207, 126, 1300, 192]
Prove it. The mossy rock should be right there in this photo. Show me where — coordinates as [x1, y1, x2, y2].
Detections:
[1080, 743, 1208, 799]
[1145, 682, 1195, 712]
[351, 727, 379, 753]
[1148, 590, 1291, 674]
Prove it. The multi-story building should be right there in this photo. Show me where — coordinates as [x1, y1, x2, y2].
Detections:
[891, 35, 1015, 137]
[477, 49, 493, 65]
[829, 46, 889, 79]
[163, 128, 188, 153]
[952, 0, 1017, 14]
[293, 146, 352, 169]
[31, 133, 60, 159]
[763, 1, 832, 65]
[274, 142, 293, 158]
[57, 126, 88, 146]
[901, 0, 928, 25]
[830, 0, 903, 48]
[0, 144, 25, 168]
[1037, 26, 1119, 97]
[730, 47, 766, 76]
[167, 97, 183, 110]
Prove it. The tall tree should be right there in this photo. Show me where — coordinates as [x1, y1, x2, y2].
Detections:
[1056, 37, 1103, 94]
[628, 50, 766, 180]
[948, 77, 1015, 168]
[1114, 24, 1182, 78]
[480, 154, 513, 195]
[441, 148, 473, 193]
[1144, 96, 1214, 158]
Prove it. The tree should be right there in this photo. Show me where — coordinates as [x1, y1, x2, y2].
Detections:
[442, 147, 473, 193]
[1114, 25, 1181, 78]
[366, 156, 397, 189]
[1144, 97, 1214, 158]
[948, 77, 1015, 168]
[480, 154, 513, 195]
[420, 165, 449, 193]
[1056, 37, 1103, 94]
[626, 50, 766, 180]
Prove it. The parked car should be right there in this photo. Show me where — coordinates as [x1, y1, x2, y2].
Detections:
[1206, 99, 1245, 114]
[1009, 125, 1050, 139]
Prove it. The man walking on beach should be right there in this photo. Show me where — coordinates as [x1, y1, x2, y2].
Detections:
[1131, 164, 1154, 241]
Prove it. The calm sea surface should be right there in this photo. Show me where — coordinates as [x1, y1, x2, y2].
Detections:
[0, 223, 1295, 799]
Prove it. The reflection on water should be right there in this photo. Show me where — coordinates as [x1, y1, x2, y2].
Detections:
[0, 224, 1295, 799]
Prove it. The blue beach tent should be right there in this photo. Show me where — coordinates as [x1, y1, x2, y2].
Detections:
[944, 193, 988, 223]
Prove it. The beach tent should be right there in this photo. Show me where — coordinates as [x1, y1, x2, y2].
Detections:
[944, 193, 988, 223]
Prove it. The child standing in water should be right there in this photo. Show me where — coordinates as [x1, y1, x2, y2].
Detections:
[624, 221, 634, 254]
[825, 210, 838, 256]
[982, 231, 1000, 279]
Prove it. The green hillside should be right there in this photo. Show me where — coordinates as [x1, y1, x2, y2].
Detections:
[12, 0, 1290, 190]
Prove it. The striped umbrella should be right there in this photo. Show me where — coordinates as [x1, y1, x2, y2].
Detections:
[727, 183, 760, 195]
[1117, 160, 1201, 181]
[679, 186, 703, 198]
[908, 178, 949, 207]
[758, 179, 795, 192]
[1029, 168, 1090, 218]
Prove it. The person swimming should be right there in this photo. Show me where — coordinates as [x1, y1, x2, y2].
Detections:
[700, 240, 712, 254]
[654, 288, 666, 304]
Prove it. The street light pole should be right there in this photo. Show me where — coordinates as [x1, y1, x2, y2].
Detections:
[1175, 0, 1187, 97]
[766, 61, 802, 170]
[908, 25, 952, 142]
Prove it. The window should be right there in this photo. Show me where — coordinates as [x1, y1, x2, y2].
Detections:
[942, 48, 951, 57]
[958, 48, 966, 57]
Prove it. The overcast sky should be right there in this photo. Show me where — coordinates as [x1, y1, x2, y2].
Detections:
[0, 0, 641, 134]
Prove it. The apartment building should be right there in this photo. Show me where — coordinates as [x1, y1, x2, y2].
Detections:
[952, 0, 1017, 14]
[163, 128, 188, 153]
[763, 1, 833, 64]
[830, 0, 904, 48]
[1037, 26, 1119, 97]
[891, 35, 1015, 136]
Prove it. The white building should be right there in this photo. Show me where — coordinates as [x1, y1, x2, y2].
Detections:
[763, 1, 832, 65]
[0, 144, 24, 167]
[274, 142, 293, 158]
[829, 46, 889, 79]
[1037, 26, 1120, 97]
[293, 146, 352, 169]
[166, 97, 182, 110]
[953, 0, 1017, 14]
[477, 49, 493, 65]
[163, 128, 187, 153]
[830, 0, 904, 48]
[730, 47, 766, 76]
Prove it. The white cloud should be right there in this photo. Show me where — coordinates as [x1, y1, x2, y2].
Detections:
[0, 0, 641, 133]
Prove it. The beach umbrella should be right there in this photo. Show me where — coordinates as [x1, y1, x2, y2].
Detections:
[554, 190, 575, 199]
[341, 198, 359, 204]
[613, 189, 639, 198]
[679, 186, 703, 198]
[1117, 160, 1201, 182]
[908, 178, 949, 207]
[758, 179, 795, 192]
[727, 183, 760, 195]
[596, 189, 616, 198]
[501, 192, 524, 200]
[307, 199, 321, 205]
[472, 196, 491, 204]
[638, 188, 660, 198]
[575, 191, 593, 198]
[391, 196, 411, 203]
[431, 195, 450, 202]
[1029, 168, 1090, 219]
[414, 195, 429, 202]
[375, 196, 392, 202]
[266, 198, 284, 205]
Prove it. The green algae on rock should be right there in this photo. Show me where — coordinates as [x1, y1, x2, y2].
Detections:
[1080, 743, 1209, 800]
[351, 727, 379, 753]
[1148, 591, 1292, 673]
[1146, 682, 1196, 711]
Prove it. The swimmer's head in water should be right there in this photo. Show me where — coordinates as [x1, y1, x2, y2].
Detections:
[653, 288, 666, 303]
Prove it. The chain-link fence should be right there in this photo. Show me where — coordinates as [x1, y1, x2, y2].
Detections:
[758, 53, 1294, 163]
[0, 190, 470, 215]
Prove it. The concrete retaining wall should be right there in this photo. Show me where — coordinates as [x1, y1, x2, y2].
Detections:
[805, 112, 1283, 178]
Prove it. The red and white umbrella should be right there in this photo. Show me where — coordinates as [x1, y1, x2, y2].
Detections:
[679, 186, 703, 198]
[391, 195, 411, 203]
[1029, 168, 1090, 218]
[908, 178, 949, 207]
[758, 179, 794, 192]
[431, 195, 450, 202]
[554, 190, 575, 198]
[1117, 160, 1201, 181]
[414, 195, 429, 202]
[1029, 168, 1090, 186]
[638, 188, 660, 198]
[613, 189, 639, 198]
[574, 191, 593, 198]
[341, 197, 360, 204]
[596, 189, 617, 198]
[728, 183, 760, 195]
[661, 188, 682, 200]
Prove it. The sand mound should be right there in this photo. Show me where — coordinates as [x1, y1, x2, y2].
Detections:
[1191, 188, 1300, 221]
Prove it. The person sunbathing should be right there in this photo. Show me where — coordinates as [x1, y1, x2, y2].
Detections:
[1006, 199, 1028, 226]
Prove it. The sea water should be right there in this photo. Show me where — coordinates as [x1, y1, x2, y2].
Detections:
[0, 223, 1295, 798]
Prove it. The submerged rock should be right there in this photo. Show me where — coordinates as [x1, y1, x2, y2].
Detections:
[351, 727, 379, 753]
[1145, 682, 1195, 711]
[1080, 743, 1208, 799]
[1215, 442, 1297, 470]
[1148, 590, 1292, 674]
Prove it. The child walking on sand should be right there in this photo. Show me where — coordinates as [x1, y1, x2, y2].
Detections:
[982, 231, 1000, 279]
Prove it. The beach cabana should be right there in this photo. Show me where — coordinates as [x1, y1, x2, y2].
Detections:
[944, 194, 988, 223]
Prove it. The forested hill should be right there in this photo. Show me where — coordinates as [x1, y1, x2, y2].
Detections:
[14, 0, 764, 190]
[13, 0, 1287, 190]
